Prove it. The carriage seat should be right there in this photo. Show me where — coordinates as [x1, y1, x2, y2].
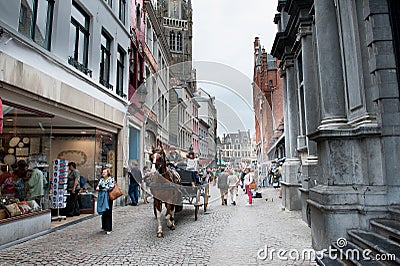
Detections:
[177, 169, 200, 186]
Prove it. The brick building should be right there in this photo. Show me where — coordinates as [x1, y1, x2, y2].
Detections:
[253, 37, 284, 175]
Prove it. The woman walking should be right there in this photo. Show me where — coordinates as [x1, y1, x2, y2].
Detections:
[96, 168, 115, 234]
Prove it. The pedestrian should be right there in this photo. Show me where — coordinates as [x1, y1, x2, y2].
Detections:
[128, 160, 142, 206]
[66, 162, 80, 216]
[217, 168, 229, 205]
[28, 167, 48, 207]
[96, 168, 115, 234]
[1, 167, 18, 198]
[186, 151, 199, 186]
[142, 166, 150, 203]
[243, 167, 254, 206]
[227, 170, 240, 205]
[240, 169, 246, 189]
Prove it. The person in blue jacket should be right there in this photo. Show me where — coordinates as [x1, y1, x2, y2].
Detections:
[96, 168, 115, 234]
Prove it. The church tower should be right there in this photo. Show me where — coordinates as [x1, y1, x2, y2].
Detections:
[156, 0, 194, 91]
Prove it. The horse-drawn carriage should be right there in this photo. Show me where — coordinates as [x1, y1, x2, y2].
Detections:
[175, 168, 209, 220]
[148, 146, 210, 237]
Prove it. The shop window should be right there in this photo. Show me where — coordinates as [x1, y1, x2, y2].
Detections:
[100, 29, 113, 90]
[18, 0, 54, 50]
[116, 46, 126, 98]
[95, 130, 116, 178]
[68, 1, 91, 76]
[0, 101, 53, 215]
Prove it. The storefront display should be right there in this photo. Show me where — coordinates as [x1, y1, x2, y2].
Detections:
[0, 100, 119, 244]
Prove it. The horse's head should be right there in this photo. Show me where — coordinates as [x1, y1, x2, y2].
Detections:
[150, 145, 166, 173]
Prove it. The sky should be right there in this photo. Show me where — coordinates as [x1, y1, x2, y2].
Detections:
[192, 0, 278, 137]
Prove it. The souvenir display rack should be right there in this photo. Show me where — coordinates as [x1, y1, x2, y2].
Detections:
[51, 158, 68, 221]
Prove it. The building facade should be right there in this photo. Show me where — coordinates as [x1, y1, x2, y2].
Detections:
[128, 0, 146, 169]
[195, 88, 217, 166]
[253, 37, 285, 177]
[221, 130, 252, 168]
[272, 0, 400, 250]
[0, 0, 130, 243]
[142, 0, 172, 163]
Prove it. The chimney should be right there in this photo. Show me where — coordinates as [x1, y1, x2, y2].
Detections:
[254, 37, 260, 51]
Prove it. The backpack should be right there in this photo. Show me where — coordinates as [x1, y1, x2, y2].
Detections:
[79, 175, 86, 189]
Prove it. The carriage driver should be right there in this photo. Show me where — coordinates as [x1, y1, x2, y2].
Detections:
[166, 145, 183, 168]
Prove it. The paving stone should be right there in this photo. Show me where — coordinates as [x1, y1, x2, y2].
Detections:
[0, 185, 312, 265]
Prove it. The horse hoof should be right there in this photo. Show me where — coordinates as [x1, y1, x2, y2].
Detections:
[157, 232, 163, 238]
[169, 225, 175, 230]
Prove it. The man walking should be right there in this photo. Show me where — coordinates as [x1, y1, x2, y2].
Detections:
[227, 170, 240, 205]
[217, 168, 229, 205]
[128, 160, 142, 206]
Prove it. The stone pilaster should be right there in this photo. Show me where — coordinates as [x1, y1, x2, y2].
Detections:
[314, 0, 347, 128]
[281, 56, 301, 210]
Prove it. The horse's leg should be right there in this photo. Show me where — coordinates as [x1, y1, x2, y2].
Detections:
[154, 199, 163, 238]
[170, 205, 175, 230]
[165, 203, 174, 229]
[165, 204, 175, 230]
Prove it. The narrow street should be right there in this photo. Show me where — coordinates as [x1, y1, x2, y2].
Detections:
[0, 185, 312, 265]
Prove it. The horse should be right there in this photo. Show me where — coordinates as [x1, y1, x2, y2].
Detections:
[149, 145, 181, 238]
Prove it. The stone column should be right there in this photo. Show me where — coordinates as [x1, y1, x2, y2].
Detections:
[297, 24, 319, 224]
[314, 0, 347, 127]
[300, 28, 318, 159]
[281, 67, 290, 159]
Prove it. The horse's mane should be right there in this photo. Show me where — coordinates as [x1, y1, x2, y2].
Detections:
[151, 145, 180, 184]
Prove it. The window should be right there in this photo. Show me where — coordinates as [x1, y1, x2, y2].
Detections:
[177, 32, 182, 51]
[18, 0, 54, 50]
[136, 3, 141, 28]
[100, 29, 112, 89]
[129, 127, 140, 160]
[105, 0, 112, 8]
[116, 46, 126, 98]
[119, 0, 126, 24]
[68, 2, 91, 75]
[169, 31, 175, 50]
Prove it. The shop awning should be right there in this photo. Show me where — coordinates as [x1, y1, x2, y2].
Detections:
[0, 97, 3, 134]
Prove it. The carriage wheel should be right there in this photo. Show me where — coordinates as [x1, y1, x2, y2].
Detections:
[195, 205, 199, 221]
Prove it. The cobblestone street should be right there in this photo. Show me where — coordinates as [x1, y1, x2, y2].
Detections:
[0, 185, 313, 265]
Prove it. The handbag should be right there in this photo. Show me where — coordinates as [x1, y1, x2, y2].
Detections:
[249, 181, 257, 189]
[108, 182, 123, 200]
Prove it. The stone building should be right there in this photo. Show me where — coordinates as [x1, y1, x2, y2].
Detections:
[156, 0, 194, 90]
[272, 0, 400, 251]
[194, 88, 218, 166]
[221, 130, 252, 168]
[142, 0, 172, 159]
